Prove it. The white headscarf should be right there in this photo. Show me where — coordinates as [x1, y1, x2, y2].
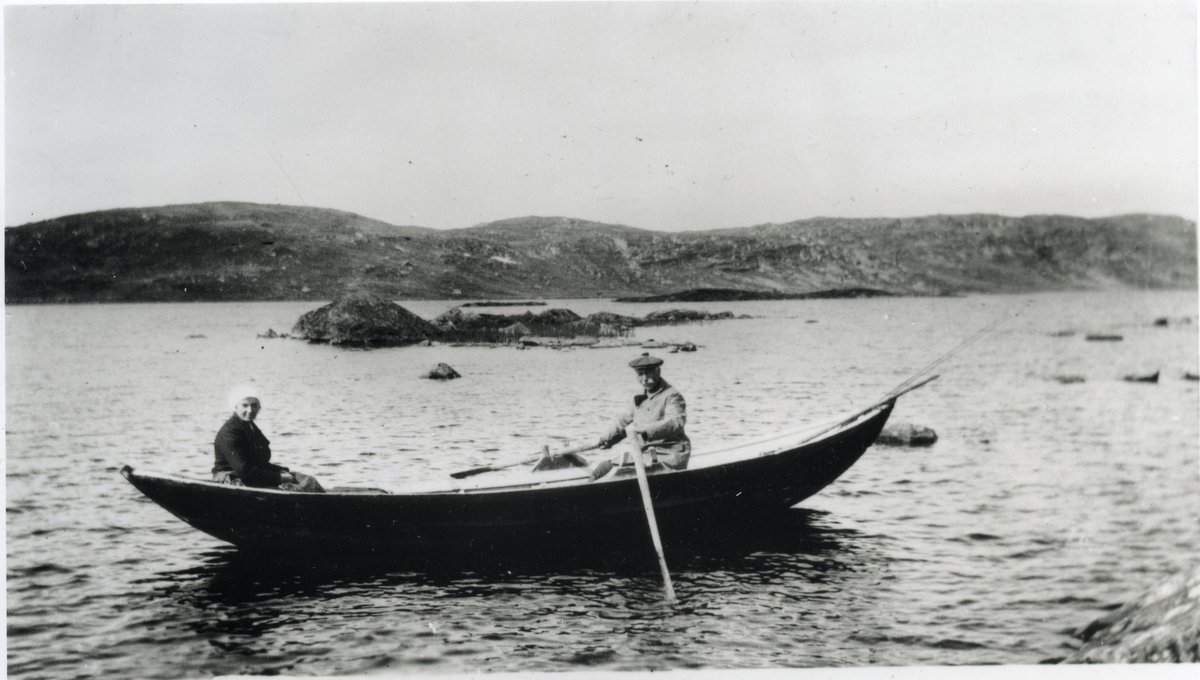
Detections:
[227, 384, 261, 412]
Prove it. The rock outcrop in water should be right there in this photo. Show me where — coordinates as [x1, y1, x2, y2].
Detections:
[1063, 564, 1200, 663]
[291, 294, 440, 347]
[643, 309, 735, 324]
[288, 296, 738, 350]
[426, 305, 733, 344]
[876, 423, 938, 447]
[433, 307, 582, 333]
[424, 363, 461, 380]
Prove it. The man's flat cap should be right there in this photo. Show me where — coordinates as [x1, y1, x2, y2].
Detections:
[629, 353, 664, 370]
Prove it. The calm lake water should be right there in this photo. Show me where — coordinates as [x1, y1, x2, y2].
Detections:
[6, 291, 1199, 677]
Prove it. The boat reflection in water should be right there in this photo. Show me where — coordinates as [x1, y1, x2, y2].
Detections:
[155, 502, 873, 612]
[139, 503, 880, 674]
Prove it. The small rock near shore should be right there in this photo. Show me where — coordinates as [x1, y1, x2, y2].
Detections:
[425, 363, 461, 380]
[876, 423, 938, 447]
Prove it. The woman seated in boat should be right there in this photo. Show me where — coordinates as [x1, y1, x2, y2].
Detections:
[212, 385, 325, 493]
[588, 353, 691, 481]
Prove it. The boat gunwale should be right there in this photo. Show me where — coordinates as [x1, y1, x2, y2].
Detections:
[120, 403, 891, 497]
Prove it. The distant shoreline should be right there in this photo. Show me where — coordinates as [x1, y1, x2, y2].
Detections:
[6, 203, 1194, 305]
[460, 300, 548, 307]
[10, 287, 1200, 307]
[613, 287, 903, 303]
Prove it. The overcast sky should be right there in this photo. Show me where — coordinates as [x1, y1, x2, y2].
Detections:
[4, 1, 1196, 231]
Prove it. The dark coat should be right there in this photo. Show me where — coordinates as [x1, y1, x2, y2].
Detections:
[213, 415, 288, 487]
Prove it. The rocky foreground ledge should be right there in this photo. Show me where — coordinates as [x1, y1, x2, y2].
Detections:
[282, 294, 737, 348]
[1061, 564, 1200, 663]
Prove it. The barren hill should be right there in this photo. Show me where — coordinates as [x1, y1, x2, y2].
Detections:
[4, 202, 1195, 303]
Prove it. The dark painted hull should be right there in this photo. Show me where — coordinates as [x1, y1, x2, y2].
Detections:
[121, 401, 893, 557]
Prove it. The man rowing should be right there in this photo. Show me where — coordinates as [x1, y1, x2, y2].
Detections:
[588, 353, 691, 481]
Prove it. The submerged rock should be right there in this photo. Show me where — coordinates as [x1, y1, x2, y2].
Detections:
[1122, 371, 1160, 383]
[291, 294, 440, 347]
[425, 363, 461, 380]
[1063, 564, 1200, 663]
[1053, 375, 1087, 384]
[876, 423, 938, 447]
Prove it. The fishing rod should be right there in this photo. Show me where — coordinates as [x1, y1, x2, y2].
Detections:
[884, 311, 1010, 397]
[798, 313, 1010, 443]
[714, 311, 1010, 452]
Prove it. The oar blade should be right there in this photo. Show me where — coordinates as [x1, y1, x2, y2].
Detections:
[449, 466, 494, 479]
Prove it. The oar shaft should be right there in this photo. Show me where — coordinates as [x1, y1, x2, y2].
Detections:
[553, 442, 602, 458]
[450, 442, 599, 478]
[629, 432, 677, 604]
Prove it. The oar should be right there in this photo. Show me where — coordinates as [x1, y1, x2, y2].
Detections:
[627, 431, 678, 604]
[450, 442, 599, 479]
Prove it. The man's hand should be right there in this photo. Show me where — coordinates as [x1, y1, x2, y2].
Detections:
[280, 472, 298, 485]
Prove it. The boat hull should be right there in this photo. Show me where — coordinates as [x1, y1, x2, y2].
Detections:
[121, 402, 893, 557]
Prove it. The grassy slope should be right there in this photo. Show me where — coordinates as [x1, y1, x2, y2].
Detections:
[4, 202, 1196, 303]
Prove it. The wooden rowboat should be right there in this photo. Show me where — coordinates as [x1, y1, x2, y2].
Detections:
[120, 400, 896, 557]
